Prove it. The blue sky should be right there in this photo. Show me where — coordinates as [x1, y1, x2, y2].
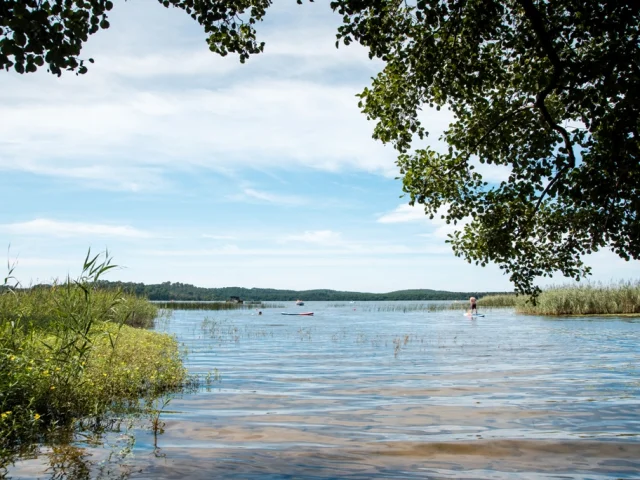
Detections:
[1, 1, 638, 293]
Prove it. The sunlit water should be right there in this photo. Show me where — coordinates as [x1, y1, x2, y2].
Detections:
[9, 302, 640, 479]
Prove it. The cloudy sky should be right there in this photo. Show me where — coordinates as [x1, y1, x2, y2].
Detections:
[1, 0, 638, 292]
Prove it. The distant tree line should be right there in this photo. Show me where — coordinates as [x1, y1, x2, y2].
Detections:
[88, 281, 508, 302]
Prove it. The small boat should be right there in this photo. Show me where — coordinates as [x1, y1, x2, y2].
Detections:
[295, 300, 305, 306]
[281, 312, 314, 316]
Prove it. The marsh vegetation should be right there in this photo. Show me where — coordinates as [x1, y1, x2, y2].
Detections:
[0, 252, 193, 472]
[153, 300, 278, 311]
[479, 281, 640, 315]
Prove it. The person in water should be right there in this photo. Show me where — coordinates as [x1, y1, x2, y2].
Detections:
[469, 297, 478, 315]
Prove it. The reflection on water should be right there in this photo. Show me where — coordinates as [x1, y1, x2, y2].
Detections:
[8, 302, 640, 479]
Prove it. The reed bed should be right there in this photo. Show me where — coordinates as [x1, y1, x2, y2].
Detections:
[477, 294, 519, 308]
[153, 301, 267, 311]
[0, 252, 189, 470]
[517, 281, 640, 315]
[0, 285, 158, 329]
[358, 302, 467, 313]
[479, 282, 640, 315]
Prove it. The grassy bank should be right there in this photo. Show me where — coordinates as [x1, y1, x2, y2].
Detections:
[479, 281, 640, 315]
[0, 252, 188, 470]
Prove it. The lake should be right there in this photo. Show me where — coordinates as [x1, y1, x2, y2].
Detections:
[9, 302, 640, 479]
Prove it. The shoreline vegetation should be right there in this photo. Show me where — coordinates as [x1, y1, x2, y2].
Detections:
[89, 281, 505, 302]
[479, 281, 640, 316]
[0, 252, 195, 472]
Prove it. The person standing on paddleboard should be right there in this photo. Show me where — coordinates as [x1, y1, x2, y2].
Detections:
[469, 297, 478, 315]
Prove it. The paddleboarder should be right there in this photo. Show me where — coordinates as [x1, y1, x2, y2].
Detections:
[469, 296, 478, 315]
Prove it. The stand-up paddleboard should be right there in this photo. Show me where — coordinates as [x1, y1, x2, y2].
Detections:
[464, 312, 485, 317]
[282, 312, 314, 316]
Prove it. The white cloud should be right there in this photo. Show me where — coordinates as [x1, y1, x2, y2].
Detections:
[0, 219, 152, 238]
[470, 159, 512, 184]
[377, 204, 429, 224]
[0, 78, 400, 186]
[281, 230, 344, 246]
[201, 234, 237, 240]
[239, 188, 308, 206]
[140, 242, 445, 257]
[378, 203, 470, 240]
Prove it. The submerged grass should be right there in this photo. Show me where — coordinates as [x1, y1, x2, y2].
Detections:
[480, 281, 640, 315]
[0, 251, 189, 471]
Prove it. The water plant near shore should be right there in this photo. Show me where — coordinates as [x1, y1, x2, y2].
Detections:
[480, 281, 640, 315]
[153, 300, 270, 311]
[358, 302, 466, 313]
[0, 251, 189, 471]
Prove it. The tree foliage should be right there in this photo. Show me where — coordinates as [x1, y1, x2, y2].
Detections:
[89, 280, 502, 301]
[330, 0, 640, 294]
[2, 0, 638, 294]
[0, 0, 270, 75]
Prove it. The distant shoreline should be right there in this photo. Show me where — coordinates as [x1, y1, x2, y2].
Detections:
[86, 280, 509, 302]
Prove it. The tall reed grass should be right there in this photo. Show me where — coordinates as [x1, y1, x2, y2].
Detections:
[358, 302, 467, 313]
[477, 294, 519, 308]
[479, 281, 640, 315]
[0, 251, 188, 471]
[153, 300, 266, 311]
[517, 281, 640, 315]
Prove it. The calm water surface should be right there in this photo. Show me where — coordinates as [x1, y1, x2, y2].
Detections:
[10, 302, 640, 479]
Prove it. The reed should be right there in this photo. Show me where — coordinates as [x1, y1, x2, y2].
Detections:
[0, 251, 188, 470]
[359, 302, 466, 313]
[517, 281, 640, 315]
[477, 294, 519, 308]
[153, 301, 266, 311]
[479, 281, 640, 315]
[0, 285, 158, 330]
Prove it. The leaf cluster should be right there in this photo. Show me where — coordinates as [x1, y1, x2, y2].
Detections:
[330, 0, 640, 293]
[0, 0, 276, 75]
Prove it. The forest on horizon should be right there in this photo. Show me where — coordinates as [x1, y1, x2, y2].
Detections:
[92, 280, 510, 302]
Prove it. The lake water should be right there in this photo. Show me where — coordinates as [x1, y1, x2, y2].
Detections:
[9, 302, 640, 479]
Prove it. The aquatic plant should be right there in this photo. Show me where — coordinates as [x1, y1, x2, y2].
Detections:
[358, 302, 466, 313]
[477, 294, 519, 308]
[480, 281, 640, 315]
[518, 281, 640, 315]
[153, 300, 270, 311]
[0, 251, 188, 471]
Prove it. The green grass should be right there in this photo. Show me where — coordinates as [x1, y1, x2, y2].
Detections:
[0, 251, 189, 470]
[479, 281, 640, 315]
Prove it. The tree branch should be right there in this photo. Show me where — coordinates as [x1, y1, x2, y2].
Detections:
[518, 0, 576, 169]
[470, 104, 534, 154]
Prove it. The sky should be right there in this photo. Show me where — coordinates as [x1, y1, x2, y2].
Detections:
[1, 1, 638, 293]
